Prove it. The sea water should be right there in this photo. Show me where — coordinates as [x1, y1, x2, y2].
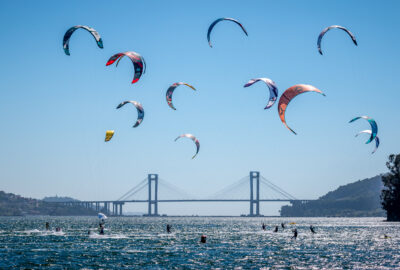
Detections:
[0, 217, 399, 269]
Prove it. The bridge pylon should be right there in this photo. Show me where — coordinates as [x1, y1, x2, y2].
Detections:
[147, 174, 159, 216]
[249, 171, 260, 216]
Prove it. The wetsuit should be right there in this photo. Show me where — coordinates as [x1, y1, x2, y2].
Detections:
[292, 229, 298, 239]
[200, 235, 207, 243]
[262, 223, 266, 230]
[310, 226, 316, 234]
[166, 225, 171, 234]
[274, 226, 278, 233]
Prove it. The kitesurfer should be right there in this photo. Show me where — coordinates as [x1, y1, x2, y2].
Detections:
[310, 225, 316, 234]
[292, 228, 298, 239]
[45, 222, 50, 231]
[56, 227, 61, 232]
[281, 223, 285, 229]
[274, 226, 278, 233]
[262, 223, 266, 230]
[99, 224, 104, 235]
[200, 235, 207, 244]
[166, 224, 171, 234]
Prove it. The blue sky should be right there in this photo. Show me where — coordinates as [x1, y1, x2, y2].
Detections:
[0, 0, 399, 215]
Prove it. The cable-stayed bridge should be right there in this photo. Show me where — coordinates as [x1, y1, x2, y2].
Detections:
[59, 171, 314, 216]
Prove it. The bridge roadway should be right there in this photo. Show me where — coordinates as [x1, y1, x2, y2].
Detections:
[57, 199, 314, 217]
[59, 172, 313, 216]
[64, 199, 312, 203]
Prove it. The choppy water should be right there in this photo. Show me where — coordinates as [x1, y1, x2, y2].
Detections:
[0, 217, 399, 269]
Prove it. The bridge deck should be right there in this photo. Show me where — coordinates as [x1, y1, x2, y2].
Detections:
[56, 199, 314, 203]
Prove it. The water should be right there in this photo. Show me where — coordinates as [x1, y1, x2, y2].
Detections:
[0, 217, 399, 269]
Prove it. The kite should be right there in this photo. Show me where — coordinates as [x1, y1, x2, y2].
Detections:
[244, 78, 278, 109]
[98, 213, 107, 220]
[166, 82, 196, 110]
[116, 101, 144, 128]
[175, 134, 200, 159]
[355, 130, 380, 154]
[317, 25, 357, 55]
[349, 116, 378, 144]
[278, 84, 326, 135]
[63, 25, 103, 55]
[207, 18, 248, 47]
[105, 130, 114, 142]
[106, 51, 146, 84]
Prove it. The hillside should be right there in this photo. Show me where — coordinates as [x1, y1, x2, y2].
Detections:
[280, 175, 385, 217]
[0, 191, 96, 216]
[43, 196, 79, 203]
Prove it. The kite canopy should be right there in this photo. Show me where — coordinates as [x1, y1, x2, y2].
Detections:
[207, 18, 248, 47]
[244, 78, 278, 109]
[349, 116, 378, 144]
[98, 213, 107, 220]
[317, 25, 357, 55]
[175, 134, 200, 159]
[63, 25, 103, 55]
[166, 82, 196, 110]
[106, 51, 146, 84]
[116, 101, 144, 128]
[278, 84, 325, 135]
[105, 130, 114, 142]
[355, 130, 380, 154]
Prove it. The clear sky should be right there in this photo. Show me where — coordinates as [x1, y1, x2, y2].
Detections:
[0, 0, 399, 215]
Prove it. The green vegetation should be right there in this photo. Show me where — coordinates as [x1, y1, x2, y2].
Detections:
[280, 175, 385, 217]
[0, 191, 96, 216]
[381, 154, 400, 221]
[43, 196, 78, 203]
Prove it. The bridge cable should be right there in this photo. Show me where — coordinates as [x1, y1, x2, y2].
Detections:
[206, 175, 249, 199]
[260, 176, 297, 200]
[158, 178, 197, 199]
[117, 178, 147, 201]
[122, 181, 149, 200]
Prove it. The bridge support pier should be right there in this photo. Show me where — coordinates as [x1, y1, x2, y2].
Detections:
[110, 202, 124, 216]
[249, 171, 260, 216]
[147, 174, 159, 216]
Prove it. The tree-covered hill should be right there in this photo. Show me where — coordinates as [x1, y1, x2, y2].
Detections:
[43, 196, 79, 203]
[280, 175, 385, 217]
[0, 191, 96, 216]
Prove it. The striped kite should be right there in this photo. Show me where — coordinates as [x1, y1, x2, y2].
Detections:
[244, 78, 278, 109]
[207, 18, 248, 47]
[317, 25, 357, 55]
[106, 51, 146, 84]
[175, 134, 200, 159]
[166, 82, 196, 110]
[355, 130, 380, 154]
[349, 116, 378, 144]
[63, 25, 103, 55]
[116, 101, 144, 128]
